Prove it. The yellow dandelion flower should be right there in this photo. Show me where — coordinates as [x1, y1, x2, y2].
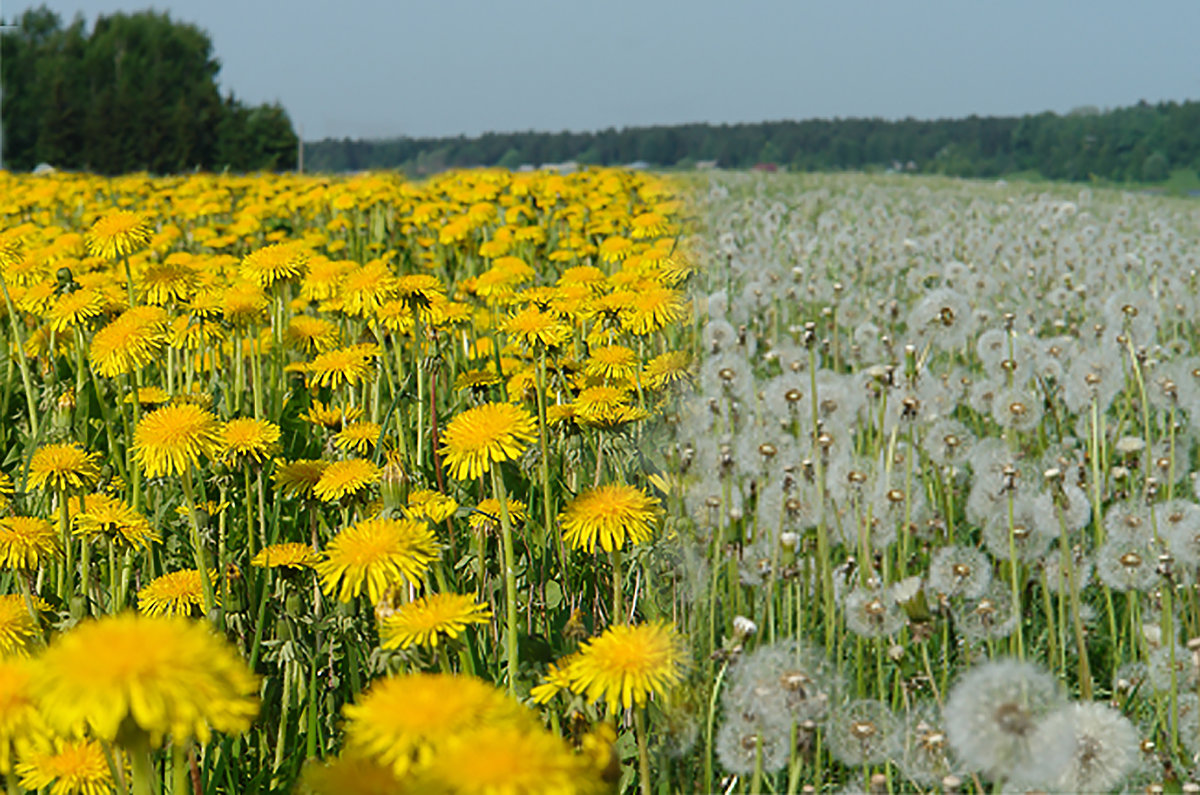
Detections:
[342, 673, 532, 776]
[423, 726, 605, 795]
[572, 385, 635, 427]
[340, 260, 400, 317]
[504, 306, 571, 350]
[27, 443, 101, 494]
[221, 282, 267, 326]
[335, 422, 382, 455]
[557, 265, 606, 292]
[274, 459, 329, 499]
[585, 345, 639, 381]
[629, 210, 674, 239]
[379, 593, 491, 650]
[405, 490, 459, 523]
[373, 299, 414, 336]
[171, 500, 228, 526]
[123, 386, 170, 406]
[0, 517, 61, 570]
[46, 288, 104, 333]
[303, 399, 363, 431]
[598, 235, 633, 263]
[88, 306, 168, 378]
[0, 596, 41, 658]
[560, 483, 660, 553]
[440, 402, 537, 481]
[241, 242, 309, 287]
[584, 292, 636, 329]
[643, 350, 692, 390]
[15, 281, 56, 316]
[453, 369, 502, 393]
[313, 459, 380, 503]
[141, 259, 197, 305]
[285, 315, 340, 354]
[31, 613, 259, 746]
[394, 273, 445, 311]
[219, 417, 281, 466]
[71, 494, 158, 550]
[169, 313, 226, 352]
[138, 568, 219, 617]
[530, 653, 580, 705]
[566, 621, 685, 713]
[0, 659, 39, 773]
[85, 211, 153, 260]
[316, 517, 438, 603]
[545, 404, 579, 427]
[251, 542, 321, 570]
[468, 498, 528, 534]
[0, 232, 24, 270]
[423, 295, 470, 328]
[307, 344, 379, 389]
[300, 257, 353, 302]
[16, 738, 112, 795]
[133, 403, 221, 478]
[620, 285, 687, 335]
[473, 257, 533, 304]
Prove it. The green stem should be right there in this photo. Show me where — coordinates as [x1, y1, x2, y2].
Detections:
[634, 708, 652, 795]
[171, 743, 187, 795]
[491, 467, 519, 694]
[611, 545, 624, 623]
[0, 275, 38, 437]
[130, 746, 155, 795]
[180, 469, 218, 622]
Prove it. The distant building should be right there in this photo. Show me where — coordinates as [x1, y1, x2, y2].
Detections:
[752, 163, 778, 173]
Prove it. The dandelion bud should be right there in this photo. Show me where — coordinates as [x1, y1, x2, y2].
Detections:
[780, 531, 800, 550]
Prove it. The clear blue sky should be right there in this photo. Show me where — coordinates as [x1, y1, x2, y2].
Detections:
[11, 0, 1200, 140]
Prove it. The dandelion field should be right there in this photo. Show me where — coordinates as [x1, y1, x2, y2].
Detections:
[1, 166, 1199, 794]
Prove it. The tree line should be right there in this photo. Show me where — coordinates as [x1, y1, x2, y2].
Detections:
[306, 101, 1200, 184]
[1, 7, 298, 174]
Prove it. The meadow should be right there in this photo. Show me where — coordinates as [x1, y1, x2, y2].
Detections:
[0, 166, 1198, 794]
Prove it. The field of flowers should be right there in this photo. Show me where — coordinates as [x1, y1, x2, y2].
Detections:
[0, 168, 692, 794]
[2, 164, 1200, 794]
[682, 172, 1200, 794]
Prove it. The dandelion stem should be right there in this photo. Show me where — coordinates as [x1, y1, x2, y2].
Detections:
[130, 746, 155, 795]
[491, 466, 520, 694]
[171, 743, 188, 795]
[611, 545, 624, 623]
[180, 468, 218, 623]
[634, 708, 653, 795]
[0, 275, 39, 438]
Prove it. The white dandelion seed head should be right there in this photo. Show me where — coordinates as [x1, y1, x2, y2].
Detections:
[943, 659, 1064, 781]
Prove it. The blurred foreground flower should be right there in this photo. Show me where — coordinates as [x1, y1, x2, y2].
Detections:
[32, 613, 259, 747]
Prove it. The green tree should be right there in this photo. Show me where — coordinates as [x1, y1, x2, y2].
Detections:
[2, 6, 297, 173]
[1141, 151, 1169, 182]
